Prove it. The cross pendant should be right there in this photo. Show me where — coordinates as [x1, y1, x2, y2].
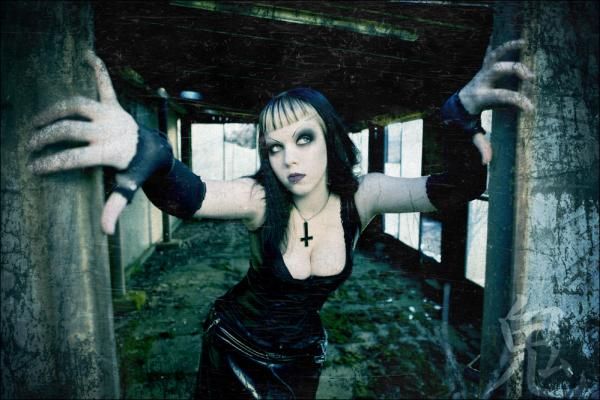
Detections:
[300, 221, 313, 247]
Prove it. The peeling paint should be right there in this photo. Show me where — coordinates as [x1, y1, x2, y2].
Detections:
[1, 2, 119, 398]
[508, 1, 599, 397]
[521, 190, 600, 362]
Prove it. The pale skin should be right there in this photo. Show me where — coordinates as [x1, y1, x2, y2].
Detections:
[28, 40, 534, 279]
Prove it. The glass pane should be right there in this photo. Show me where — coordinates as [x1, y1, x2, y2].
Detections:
[223, 123, 258, 180]
[383, 120, 423, 250]
[385, 123, 402, 163]
[384, 161, 400, 237]
[350, 128, 369, 176]
[465, 199, 489, 287]
[399, 212, 420, 250]
[192, 124, 224, 179]
[420, 216, 442, 262]
[384, 213, 400, 237]
[464, 110, 491, 285]
[400, 119, 423, 178]
[400, 120, 422, 249]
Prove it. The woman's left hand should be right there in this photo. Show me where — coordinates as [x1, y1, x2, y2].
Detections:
[459, 39, 535, 115]
[459, 39, 535, 165]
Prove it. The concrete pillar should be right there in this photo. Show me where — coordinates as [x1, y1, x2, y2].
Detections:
[1, 2, 120, 398]
[158, 97, 172, 242]
[107, 219, 126, 297]
[481, 1, 599, 398]
[366, 123, 385, 234]
[181, 117, 193, 169]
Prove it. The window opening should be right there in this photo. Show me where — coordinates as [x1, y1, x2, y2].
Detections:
[350, 128, 370, 176]
[192, 123, 258, 180]
[383, 119, 423, 250]
[465, 109, 492, 286]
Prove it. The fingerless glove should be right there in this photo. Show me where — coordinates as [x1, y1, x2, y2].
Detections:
[425, 92, 487, 212]
[440, 91, 484, 136]
[142, 156, 206, 219]
[113, 126, 206, 219]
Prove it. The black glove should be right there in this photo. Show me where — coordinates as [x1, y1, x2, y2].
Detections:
[440, 91, 485, 136]
[112, 126, 206, 219]
[112, 126, 174, 202]
[425, 92, 487, 212]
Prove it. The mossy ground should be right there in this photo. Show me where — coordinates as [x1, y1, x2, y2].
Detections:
[114, 219, 479, 399]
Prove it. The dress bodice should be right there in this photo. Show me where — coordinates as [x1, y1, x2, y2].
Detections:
[214, 193, 361, 351]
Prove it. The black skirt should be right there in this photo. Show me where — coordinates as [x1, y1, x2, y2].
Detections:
[194, 308, 327, 399]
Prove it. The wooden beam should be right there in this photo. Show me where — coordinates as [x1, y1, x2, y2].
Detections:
[171, 1, 419, 41]
[328, 3, 481, 32]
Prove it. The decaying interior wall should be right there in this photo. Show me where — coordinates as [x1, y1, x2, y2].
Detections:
[481, 1, 599, 398]
[1, 2, 119, 398]
[107, 97, 183, 297]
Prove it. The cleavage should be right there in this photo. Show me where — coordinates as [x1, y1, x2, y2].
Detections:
[281, 199, 346, 280]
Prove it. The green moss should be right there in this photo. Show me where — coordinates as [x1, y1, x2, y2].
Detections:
[117, 320, 158, 385]
[127, 290, 147, 311]
[320, 308, 354, 343]
[337, 347, 366, 365]
[357, 287, 370, 302]
[125, 259, 144, 281]
[353, 380, 374, 398]
[113, 290, 148, 313]
[359, 340, 450, 398]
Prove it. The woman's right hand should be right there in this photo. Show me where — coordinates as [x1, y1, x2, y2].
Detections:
[27, 51, 145, 235]
[28, 50, 139, 173]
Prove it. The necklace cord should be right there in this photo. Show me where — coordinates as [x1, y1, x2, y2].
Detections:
[294, 193, 330, 222]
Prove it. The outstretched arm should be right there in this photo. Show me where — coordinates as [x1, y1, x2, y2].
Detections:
[355, 40, 534, 229]
[28, 51, 264, 234]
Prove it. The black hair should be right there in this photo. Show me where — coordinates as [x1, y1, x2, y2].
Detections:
[252, 87, 360, 255]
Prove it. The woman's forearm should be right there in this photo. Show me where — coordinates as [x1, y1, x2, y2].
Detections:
[425, 92, 488, 213]
[134, 126, 206, 219]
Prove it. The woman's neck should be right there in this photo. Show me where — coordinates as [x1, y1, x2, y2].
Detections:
[292, 179, 330, 219]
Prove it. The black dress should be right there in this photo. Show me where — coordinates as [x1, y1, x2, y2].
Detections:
[194, 194, 361, 399]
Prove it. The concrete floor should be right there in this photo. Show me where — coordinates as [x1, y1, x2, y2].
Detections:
[114, 219, 480, 399]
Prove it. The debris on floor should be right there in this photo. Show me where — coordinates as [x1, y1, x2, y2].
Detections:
[114, 219, 480, 399]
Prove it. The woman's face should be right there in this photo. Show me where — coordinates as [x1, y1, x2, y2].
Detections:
[264, 114, 328, 198]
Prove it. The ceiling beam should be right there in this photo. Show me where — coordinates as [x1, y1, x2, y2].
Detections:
[136, 19, 421, 63]
[326, 3, 480, 31]
[388, 0, 492, 8]
[170, 1, 419, 41]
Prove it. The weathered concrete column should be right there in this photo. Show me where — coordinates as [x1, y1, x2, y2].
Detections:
[181, 116, 193, 169]
[1, 2, 119, 398]
[158, 97, 172, 243]
[481, 1, 599, 398]
[366, 123, 385, 234]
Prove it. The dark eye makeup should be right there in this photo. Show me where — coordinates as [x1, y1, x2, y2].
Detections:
[268, 143, 282, 154]
[295, 128, 314, 143]
[266, 129, 315, 155]
[297, 132, 314, 144]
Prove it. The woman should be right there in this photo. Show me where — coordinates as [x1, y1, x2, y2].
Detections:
[28, 40, 533, 399]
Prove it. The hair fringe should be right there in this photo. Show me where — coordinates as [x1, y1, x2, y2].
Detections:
[254, 87, 360, 255]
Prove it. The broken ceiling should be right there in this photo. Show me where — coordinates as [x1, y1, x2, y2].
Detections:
[93, 1, 493, 129]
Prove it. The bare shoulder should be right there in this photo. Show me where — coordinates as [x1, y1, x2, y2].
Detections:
[194, 177, 266, 229]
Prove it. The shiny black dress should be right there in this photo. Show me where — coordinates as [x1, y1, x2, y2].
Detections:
[194, 194, 361, 399]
